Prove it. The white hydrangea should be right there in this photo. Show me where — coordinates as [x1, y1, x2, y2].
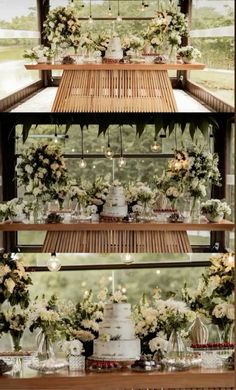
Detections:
[4, 277, 16, 293]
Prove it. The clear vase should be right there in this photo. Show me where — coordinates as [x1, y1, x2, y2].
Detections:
[188, 316, 209, 344]
[169, 46, 177, 64]
[36, 331, 55, 361]
[217, 323, 234, 343]
[166, 330, 186, 359]
[10, 331, 23, 352]
[190, 197, 201, 222]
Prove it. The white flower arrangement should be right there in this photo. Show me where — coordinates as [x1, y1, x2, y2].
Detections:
[16, 143, 69, 202]
[23, 45, 54, 62]
[201, 199, 231, 220]
[43, 6, 81, 51]
[0, 252, 32, 309]
[0, 307, 29, 351]
[122, 35, 144, 51]
[178, 45, 201, 61]
[110, 290, 127, 303]
[80, 32, 97, 52]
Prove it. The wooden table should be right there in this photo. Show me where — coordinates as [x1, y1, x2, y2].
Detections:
[25, 63, 205, 113]
[0, 367, 234, 390]
[0, 220, 233, 253]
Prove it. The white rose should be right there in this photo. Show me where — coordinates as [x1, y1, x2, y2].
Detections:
[25, 165, 33, 174]
[0, 264, 11, 277]
[226, 304, 234, 320]
[4, 277, 16, 293]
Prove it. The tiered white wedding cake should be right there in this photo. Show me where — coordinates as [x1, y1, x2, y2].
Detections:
[105, 35, 123, 61]
[101, 184, 127, 218]
[93, 302, 140, 361]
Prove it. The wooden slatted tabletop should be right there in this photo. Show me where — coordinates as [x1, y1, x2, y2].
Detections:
[25, 63, 205, 113]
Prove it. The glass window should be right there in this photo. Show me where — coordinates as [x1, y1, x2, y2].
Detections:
[0, 0, 40, 99]
[189, 0, 234, 107]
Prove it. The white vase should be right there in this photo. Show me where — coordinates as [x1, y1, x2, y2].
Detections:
[206, 213, 224, 223]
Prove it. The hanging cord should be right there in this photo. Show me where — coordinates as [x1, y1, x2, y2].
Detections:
[120, 125, 123, 157]
[81, 126, 84, 158]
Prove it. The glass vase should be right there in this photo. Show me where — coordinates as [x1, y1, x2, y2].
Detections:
[166, 329, 186, 359]
[10, 331, 23, 352]
[188, 316, 209, 344]
[217, 323, 234, 343]
[190, 197, 201, 222]
[36, 331, 55, 361]
[169, 45, 177, 64]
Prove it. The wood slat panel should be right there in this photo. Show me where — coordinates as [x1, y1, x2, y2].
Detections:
[42, 230, 192, 253]
[51, 69, 177, 112]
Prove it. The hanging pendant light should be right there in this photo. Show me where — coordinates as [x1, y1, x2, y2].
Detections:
[88, 0, 93, 24]
[141, 1, 145, 12]
[118, 126, 126, 167]
[79, 126, 87, 168]
[47, 252, 61, 272]
[105, 128, 114, 159]
[54, 125, 58, 143]
[108, 0, 112, 16]
[117, 0, 122, 22]
[150, 139, 161, 152]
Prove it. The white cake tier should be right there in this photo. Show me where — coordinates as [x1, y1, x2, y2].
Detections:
[99, 319, 136, 339]
[103, 303, 131, 319]
[105, 38, 123, 60]
[106, 186, 126, 207]
[102, 204, 128, 218]
[93, 339, 140, 361]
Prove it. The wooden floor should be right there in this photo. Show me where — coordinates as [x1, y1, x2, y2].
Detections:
[11, 87, 210, 112]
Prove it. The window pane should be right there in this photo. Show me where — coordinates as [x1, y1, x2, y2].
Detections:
[189, 0, 234, 107]
[0, 0, 40, 98]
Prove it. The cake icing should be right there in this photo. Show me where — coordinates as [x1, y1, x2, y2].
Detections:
[92, 302, 140, 361]
[101, 185, 128, 218]
[105, 36, 123, 61]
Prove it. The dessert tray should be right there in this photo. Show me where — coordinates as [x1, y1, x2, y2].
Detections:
[28, 358, 68, 374]
[88, 360, 121, 372]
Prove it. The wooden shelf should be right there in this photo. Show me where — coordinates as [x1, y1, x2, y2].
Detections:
[0, 220, 234, 253]
[0, 367, 234, 390]
[25, 63, 205, 71]
[0, 220, 233, 232]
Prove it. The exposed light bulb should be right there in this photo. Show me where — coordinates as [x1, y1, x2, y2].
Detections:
[47, 253, 61, 272]
[105, 145, 114, 159]
[118, 156, 126, 168]
[227, 253, 234, 266]
[88, 16, 93, 24]
[120, 253, 135, 264]
[116, 14, 122, 22]
[79, 158, 87, 168]
[108, 7, 112, 16]
[151, 140, 161, 152]
[54, 135, 58, 143]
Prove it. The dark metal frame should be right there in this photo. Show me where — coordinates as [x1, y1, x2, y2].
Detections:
[0, 112, 234, 254]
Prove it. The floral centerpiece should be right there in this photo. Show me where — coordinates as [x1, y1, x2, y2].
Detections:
[94, 31, 111, 55]
[110, 290, 127, 303]
[29, 294, 63, 359]
[61, 290, 104, 357]
[201, 199, 231, 222]
[178, 46, 201, 63]
[182, 253, 235, 342]
[0, 198, 33, 222]
[133, 288, 194, 355]
[16, 143, 69, 203]
[87, 176, 110, 213]
[70, 186, 88, 207]
[0, 307, 28, 351]
[43, 6, 81, 54]
[0, 252, 32, 308]
[121, 35, 144, 53]
[143, 8, 188, 54]
[23, 45, 54, 63]
[80, 32, 97, 54]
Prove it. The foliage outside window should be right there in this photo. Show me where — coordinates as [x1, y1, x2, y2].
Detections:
[0, 0, 40, 99]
